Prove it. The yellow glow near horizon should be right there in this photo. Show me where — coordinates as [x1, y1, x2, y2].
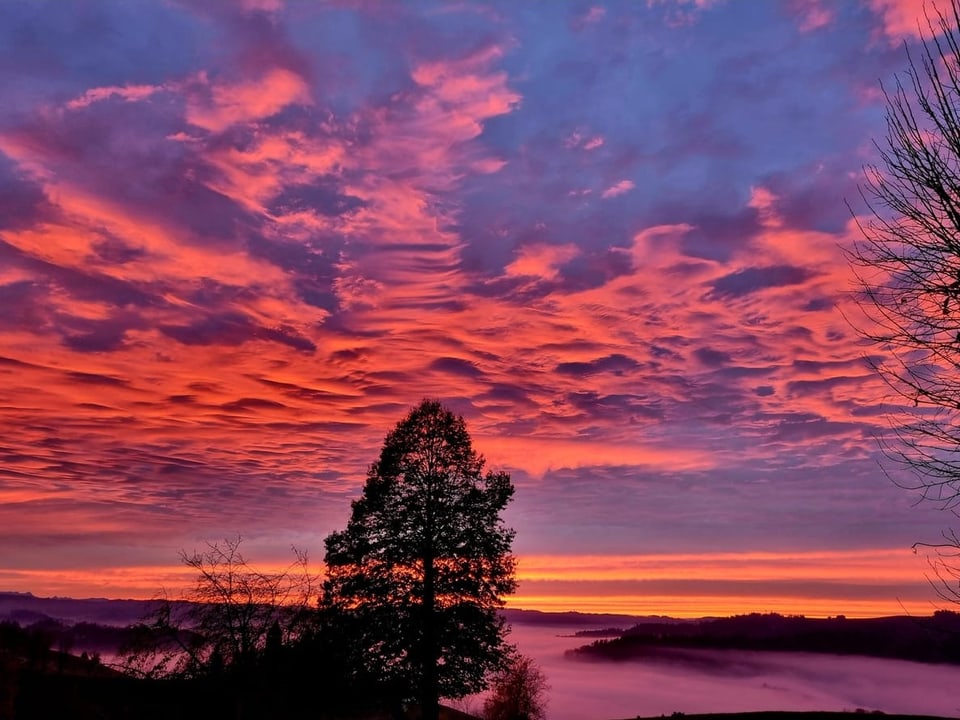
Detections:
[0, 547, 942, 619]
[514, 548, 928, 583]
[505, 594, 939, 619]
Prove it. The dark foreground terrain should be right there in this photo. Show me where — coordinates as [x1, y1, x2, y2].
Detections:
[3, 648, 957, 720]
[4, 595, 960, 720]
[1, 661, 477, 720]
[633, 714, 955, 720]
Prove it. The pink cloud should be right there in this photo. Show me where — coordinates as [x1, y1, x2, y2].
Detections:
[325, 43, 520, 314]
[783, 0, 837, 33]
[867, 0, 942, 41]
[505, 243, 581, 281]
[565, 129, 604, 151]
[66, 84, 162, 110]
[484, 435, 715, 477]
[202, 130, 347, 212]
[647, 0, 719, 28]
[240, 0, 283, 12]
[411, 45, 521, 129]
[747, 185, 783, 228]
[601, 179, 635, 198]
[583, 6, 606, 24]
[622, 223, 697, 269]
[571, 6, 607, 30]
[564, 129, 584, 148]
[185, 68, 312, 132]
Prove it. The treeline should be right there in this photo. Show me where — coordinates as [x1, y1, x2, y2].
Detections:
[0, 592, 158, 627]
[0, 616, 134, 660]
[0, 612, 416, 720]
[571, 611, 960, 665]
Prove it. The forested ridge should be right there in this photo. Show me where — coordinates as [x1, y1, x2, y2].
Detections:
[572, 612, 960, 665]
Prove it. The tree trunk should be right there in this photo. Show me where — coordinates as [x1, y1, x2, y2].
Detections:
[421, 550, 439, 720]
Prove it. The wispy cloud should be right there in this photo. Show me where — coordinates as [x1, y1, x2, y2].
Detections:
[601, 180, 635, 198]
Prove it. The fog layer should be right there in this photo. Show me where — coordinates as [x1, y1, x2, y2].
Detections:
[493, 623, 960, 719]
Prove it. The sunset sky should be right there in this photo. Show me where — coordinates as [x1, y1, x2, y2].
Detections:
[0, 0, 955, 618]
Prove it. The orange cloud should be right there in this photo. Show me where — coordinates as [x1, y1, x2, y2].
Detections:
[505, 243, 581, 281]
[516, 549, 927, 584]
[623, 223, 697, 269]
[481, 435, 715, 476]
[186, 68, 312, 132]
[510, 548, 937, 618]
[868, 0, 942, 41]
[747, 185, 782, 228]
[505, 593, 933, 618]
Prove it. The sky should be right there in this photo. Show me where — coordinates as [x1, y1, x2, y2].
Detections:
[0, 0, 956, 618]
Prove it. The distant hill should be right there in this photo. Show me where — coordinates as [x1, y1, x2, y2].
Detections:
[572, 611, 960, 665]
[501, 607, 685, 628]
[0, 592, 164, 627]
[0, 591, 668, 630]
[13, 591, 960, 668]
[0, 592, 680, 663]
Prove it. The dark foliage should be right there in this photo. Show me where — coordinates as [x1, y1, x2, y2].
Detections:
[1, 612, 401, 719]
[324, 400, 517, 720]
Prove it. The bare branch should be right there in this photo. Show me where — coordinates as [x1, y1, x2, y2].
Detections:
[848, 0, 960, 509]
[120, 536, 319, 679]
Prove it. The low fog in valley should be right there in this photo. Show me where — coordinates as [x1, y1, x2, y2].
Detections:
[495, 623, 960, 719]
